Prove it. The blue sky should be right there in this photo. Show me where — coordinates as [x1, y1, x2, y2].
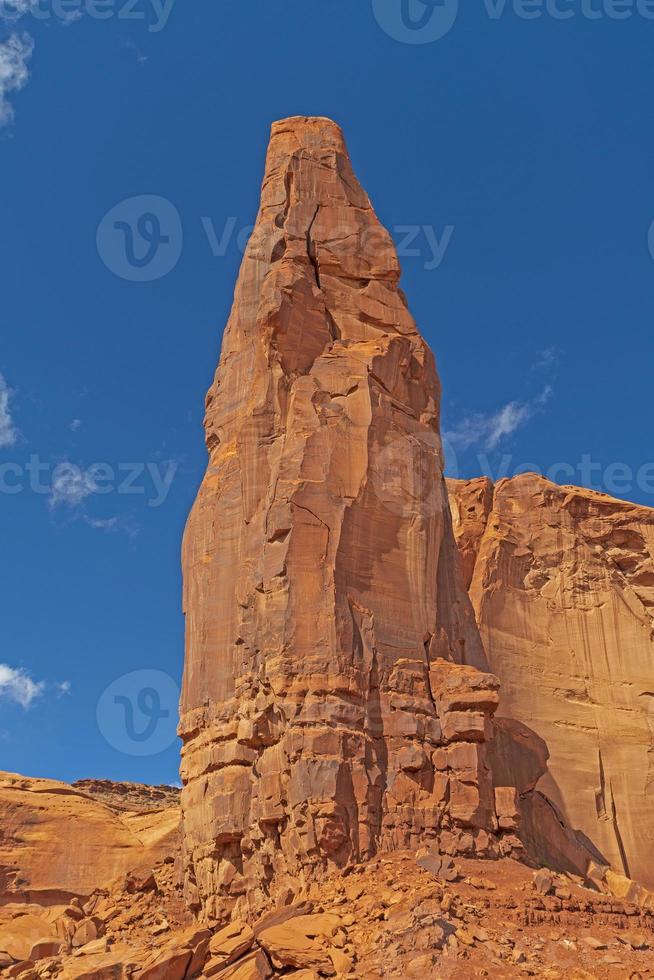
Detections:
[1, 0, 653, 786]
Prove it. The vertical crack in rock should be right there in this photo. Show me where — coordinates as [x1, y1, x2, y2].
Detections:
[608, 773, 631, 880]
[595, 746, 608, 820]
[180, 116, 498, 920]
[306, 204, 321, 289]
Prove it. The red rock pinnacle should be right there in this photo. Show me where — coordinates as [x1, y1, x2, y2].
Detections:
[180, 116, 497, 920]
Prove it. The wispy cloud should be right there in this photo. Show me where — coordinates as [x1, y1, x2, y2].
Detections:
[83, 514, 140, 539]
[0, 663, 44, 709]
[531, 346, 561, 373]
[69, 418, 81, 432]
[49, 463, 98, 508]
[0, 372, 18, 448]
[120, 38, 148, 66]
[0, 1, 34, 20]
[0, 32, 34, 128]
[1, 0, 79, 22]
[48, 462, 140, 537]
[56, 680, 71, 697]
[83, 515, 118, 531]
[446, 386, 553, 452]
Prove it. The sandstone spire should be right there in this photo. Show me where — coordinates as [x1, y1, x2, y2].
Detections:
[180, 117, 497, 920]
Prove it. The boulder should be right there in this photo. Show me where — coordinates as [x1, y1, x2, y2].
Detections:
[257, 912, 344, 972]
[208, 950, 273, 979]
[204, 921, 255, 975]
[136, 947, 192, 980]
[0, 914, 63, 963]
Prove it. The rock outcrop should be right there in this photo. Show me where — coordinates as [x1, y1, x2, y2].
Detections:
[0, 772, 180, 901]
[448, 473, 654, 890]
[179, 115, 498, 920]
[3, 789, 654, 980]
[0, 774, 185, 979]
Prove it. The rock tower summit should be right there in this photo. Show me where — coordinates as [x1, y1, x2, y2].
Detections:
[180, 116, 498, 920]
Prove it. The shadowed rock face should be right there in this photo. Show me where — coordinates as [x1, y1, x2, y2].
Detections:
[179, 116, 497, 919]
[448, 473, 654, 890]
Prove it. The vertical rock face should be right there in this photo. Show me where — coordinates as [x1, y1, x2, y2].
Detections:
[447, 477, 494, 591]
[448, 473, 654, 889]
[180, 116, 497, 919]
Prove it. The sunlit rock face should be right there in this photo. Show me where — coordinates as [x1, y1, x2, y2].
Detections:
[0, 773, 180, 900]
[448, 473, 654, 890]
[180, 116, 495, 920]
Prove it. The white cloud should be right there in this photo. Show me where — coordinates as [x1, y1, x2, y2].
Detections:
[485, 401, 534, 449]
[0, 32, 34, 128]
[2, 1, 83, 28]
[0, 372, 18, 448]
[0, 664, 44, 709]
[120, 38, 148, 66]
[83, 513, 140, 539]
[69, 419, 81, 432]
[49, 463, 98, 508]
[446, 386, 553, 452]
[56, 680, 71, 697]
[532, 347, 560, 372]
[0, 1, 34, 20]
[48, 468, 139, 537]
[84, 515, 118, 531]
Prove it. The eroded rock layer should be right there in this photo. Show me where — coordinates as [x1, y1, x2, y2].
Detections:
[0, 772, 180, 901]
[6, 785, 654, 980]
[448, 474, 654, 890]
[180, 116, 497, 919]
